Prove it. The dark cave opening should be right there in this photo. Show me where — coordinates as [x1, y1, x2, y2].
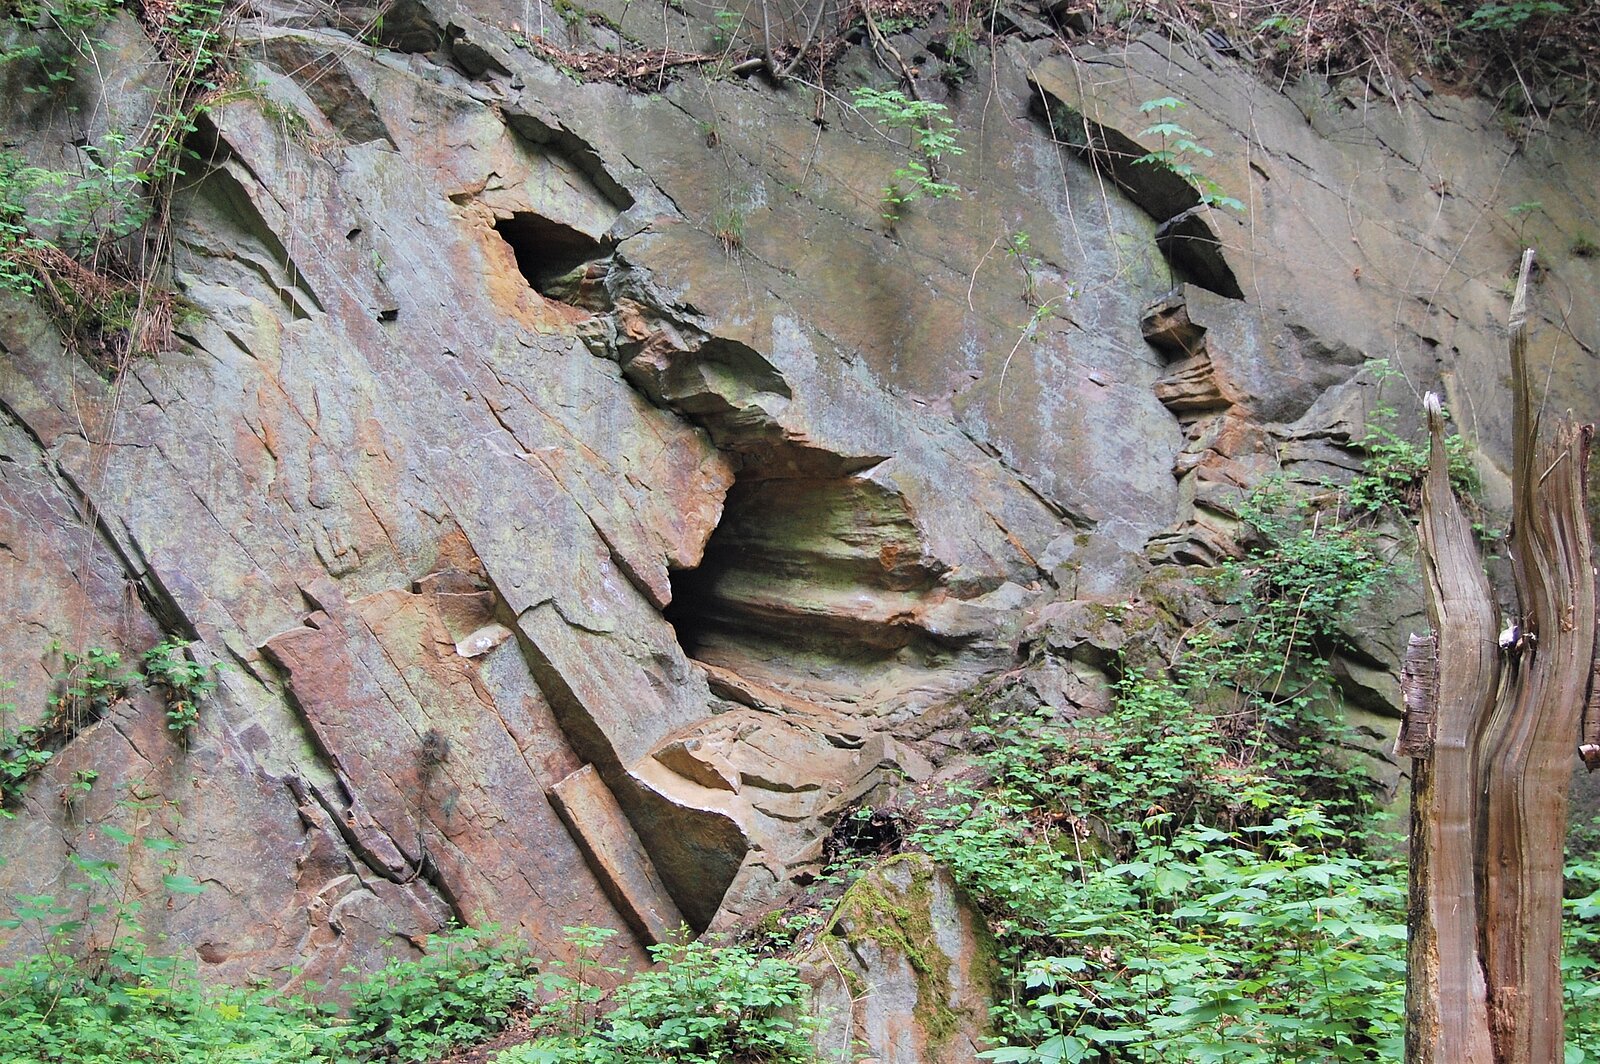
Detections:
[494, 212, 607, 293]
[663, 467, 947, 682]
[663, 564, 715, 663]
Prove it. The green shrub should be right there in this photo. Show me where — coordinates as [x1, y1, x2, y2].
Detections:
[0, 822, 333, 1063]
[1459, 1, 1568, 31]
[500, 933, 818, 1063]
[907, 437, 1600, 1061]
[0, 944, 343, 1063]
[141, 639, 220, 734]
[917, 712, 1409, 1062]
[341, 925, 542, 1061]
[912, 465, 1404, 1060]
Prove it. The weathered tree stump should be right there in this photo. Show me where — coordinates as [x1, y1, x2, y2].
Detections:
[1404, 249, 1598, 1064]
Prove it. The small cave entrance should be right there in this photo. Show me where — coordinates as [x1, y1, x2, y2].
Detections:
[494, 211, 608, 294]
[663, 559, 720, 664]
[664, 466, 947, 694]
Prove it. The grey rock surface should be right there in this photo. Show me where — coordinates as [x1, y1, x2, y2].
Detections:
[1, 0, 1596, 990]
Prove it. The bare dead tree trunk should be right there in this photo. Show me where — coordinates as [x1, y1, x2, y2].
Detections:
[1402, 391, 1498, 1064]
[1403, 248, 1598, 1064]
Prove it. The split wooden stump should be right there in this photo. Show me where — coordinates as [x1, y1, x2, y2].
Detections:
[1403, 249, 1599, 1064]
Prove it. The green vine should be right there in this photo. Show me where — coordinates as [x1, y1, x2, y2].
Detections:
[0, 639, 220, 812]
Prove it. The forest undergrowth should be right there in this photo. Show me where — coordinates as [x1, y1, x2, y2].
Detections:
[906, 452, 1600, 1061]
[9, 394, 1593, 1064]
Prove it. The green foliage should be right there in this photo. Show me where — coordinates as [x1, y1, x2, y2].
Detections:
[0, 682, 51, 814]
[0, 730, 53, 813]
[909, 432, 1600, 1060]
[500, 932, 818, 1063]
[1347, 419, 1476, 516]
[49, 644, 134, 728]
[1346, 363, 1479, 517]
[1459, 1, 1567, 31]
[1, 880, 815, 1064]
[916, 710, 1408, 1062]
[0, 817, 304, 1064]
[0, 639, 219, 811]
[1255, 12, 1305, 38]
[1207, 482, 1387, 647]
[0, 0, 119, 85]
[0, 890, 553, 1063]
[0, 945, 344, 1063]
[340, 925, 542, 1061]
[0, 0, 228, 359]
[709, 7, 741, 48]
[913, 467, 1405, 1060]
[1568, 822, 1600, 1061]
[1005, 230, 1043, 304]
[141, 639, 220, 734]
[1133, 98, 1243, 212]
[851, 87, 964, 223]
[0, 143, 156, 286]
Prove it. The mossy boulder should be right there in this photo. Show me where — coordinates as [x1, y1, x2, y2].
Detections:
[798, 854, 997, 1063]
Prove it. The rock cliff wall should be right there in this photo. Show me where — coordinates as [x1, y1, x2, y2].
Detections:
[1, 0, 1596, 988]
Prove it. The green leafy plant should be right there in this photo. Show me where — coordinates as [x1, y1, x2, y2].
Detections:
[1133, 97, 1244, 212]
[709, 7, 741, 48]
[851, 87, 964, 223]
[915, 704, 1407, 1063]
[911, 461, 1408, 1061]
[1346, 362, 1478, 516]
[141, 638, 220, 734]
[0, 0, 120, 85]
[59, 768, 99, 812]
[2, 638, 222, 811]
[1460, 0, 1568, 31]
[0, 819, 343, 1064]
[1255, 12, 1305, 38]
[903, 417, 1600, 1061]
[1004, 230, 1044, 304]
[1, 681, 52, 815]
[341, 925, 542, 1061]
[1506, 198, 1546, 245]
[1567, 820, 1600, 1061]
[0, 0, 230, 364]
[500, 930, 818, 1063]
[48, 644, 134, 730]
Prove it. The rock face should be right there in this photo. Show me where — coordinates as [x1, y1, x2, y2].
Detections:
[799, 855, 997, 1063]
[1, 0, 1597, 989]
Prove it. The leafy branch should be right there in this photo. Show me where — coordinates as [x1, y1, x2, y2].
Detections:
[1133, 97, 1243, 212]
[851, 87, 964, 224]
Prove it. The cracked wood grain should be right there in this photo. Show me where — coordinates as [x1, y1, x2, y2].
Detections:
[1406, 249, 1597, 1064]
